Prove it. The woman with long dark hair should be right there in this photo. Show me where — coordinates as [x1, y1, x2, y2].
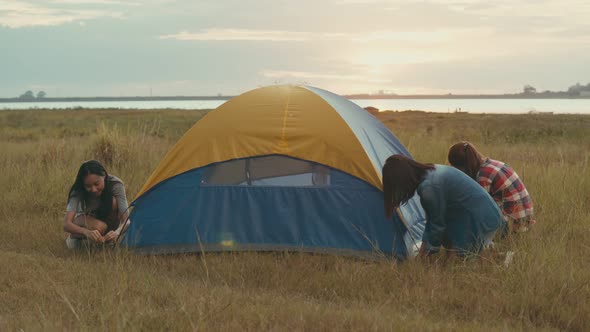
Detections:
[382, 154, 502, 257]
[64, 160, 129, 248]
[447, 142, 535, 233]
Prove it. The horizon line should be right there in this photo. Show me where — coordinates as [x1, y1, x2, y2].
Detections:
[1, 92, 588, 102]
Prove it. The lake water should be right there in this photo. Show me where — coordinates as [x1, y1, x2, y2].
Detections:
[1, 98, 589, 114]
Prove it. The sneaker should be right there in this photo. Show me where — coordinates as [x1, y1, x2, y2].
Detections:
[65, 235, 81, 249]
[484, 240, 496, 250]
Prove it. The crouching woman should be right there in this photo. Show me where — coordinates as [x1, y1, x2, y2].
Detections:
[382, 154, 502, 258]
[447, 142, 535, 233]
[64, 160, 129, 248]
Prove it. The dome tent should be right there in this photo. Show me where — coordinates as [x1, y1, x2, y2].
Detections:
[122, 85, 425, 258]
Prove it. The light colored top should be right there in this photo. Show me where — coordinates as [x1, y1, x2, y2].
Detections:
[66, 175, 128, 217]
[417, 165, 502, 254]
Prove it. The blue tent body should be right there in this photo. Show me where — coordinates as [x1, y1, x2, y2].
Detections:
[122, 85, 426, 258]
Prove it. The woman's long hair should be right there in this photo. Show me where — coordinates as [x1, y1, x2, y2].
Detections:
[382, 154, 435, 219]
[67, 160, 115, 229]
[447, 141, 484, 180]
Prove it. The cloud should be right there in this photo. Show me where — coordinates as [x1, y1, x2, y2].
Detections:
[158, 27, 481, 44]
[352, 30, 452, 43]
[159, 29, 315, 42]
[0, 0, 124, 28]
[155, 1, 590, 48]
[331, 0, 388, 4]
[49, 0, 138, 4]
[332, 0, 590, 23]
[261, 70, 392, 83]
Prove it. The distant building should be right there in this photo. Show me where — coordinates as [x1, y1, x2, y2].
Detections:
[580, 91, 590, 97]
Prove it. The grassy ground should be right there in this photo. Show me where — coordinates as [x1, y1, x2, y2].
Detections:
[1, 108, 589, 331]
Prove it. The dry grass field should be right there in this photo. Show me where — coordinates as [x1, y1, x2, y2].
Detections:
[1, 108, 589, 331]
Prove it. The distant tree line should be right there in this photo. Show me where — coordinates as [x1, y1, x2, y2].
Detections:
[522, 82, 590, 96]
[18, 90, 47, 100]
[566, 82, 590, 96]
[11, 82, 590, 101]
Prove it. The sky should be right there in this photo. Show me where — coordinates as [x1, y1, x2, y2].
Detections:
[1, 0, 589, 97]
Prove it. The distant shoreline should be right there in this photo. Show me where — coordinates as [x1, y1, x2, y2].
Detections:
[0, 96, 233, 103]
[345, 94, 590, 100]
[1, 94, 589, 103]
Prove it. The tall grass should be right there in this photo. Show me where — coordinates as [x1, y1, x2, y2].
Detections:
[0, 109, 588, 331]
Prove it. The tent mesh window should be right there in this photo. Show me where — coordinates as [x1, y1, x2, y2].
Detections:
[200, 155, 331, 187]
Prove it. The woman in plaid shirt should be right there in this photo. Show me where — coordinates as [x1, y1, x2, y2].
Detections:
[447, 142, 536, 233]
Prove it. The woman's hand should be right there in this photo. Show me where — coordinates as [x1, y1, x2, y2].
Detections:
[84, 229, 104, 243]
[103, 231, 119, 243]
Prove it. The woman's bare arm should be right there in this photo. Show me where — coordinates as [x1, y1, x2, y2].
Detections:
[64, 211, 86, 235]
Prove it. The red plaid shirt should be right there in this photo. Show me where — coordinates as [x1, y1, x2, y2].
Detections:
[477, 158, 533, 220]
